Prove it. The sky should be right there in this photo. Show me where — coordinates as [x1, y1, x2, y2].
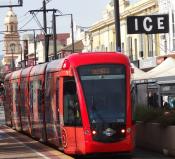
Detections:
[0, 0, 110, 52]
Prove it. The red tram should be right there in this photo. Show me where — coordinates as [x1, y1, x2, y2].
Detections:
[11, 70, 22, 131]
[4, 73, 13, 127]
[4, 52, 135, 155]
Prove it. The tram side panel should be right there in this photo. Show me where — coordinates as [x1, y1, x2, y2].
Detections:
[45, 72, 60, 147]
[4, 75, 12, 127]
[29, 75, 46, 141]
[20, 77, 31, 135]
[11, 79, 21, 131]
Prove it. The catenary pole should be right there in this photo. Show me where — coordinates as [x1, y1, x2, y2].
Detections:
[114, 0, 121, 52]
[43, 0, 48, 62]
[53, 12, 57, 59]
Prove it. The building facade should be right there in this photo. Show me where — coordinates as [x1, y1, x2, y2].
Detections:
[89, 1, 115, 52]
[3, 7, 21, 70]
[159, 0, 175, 55]
[35, 33, 70, 63]
[89, 0, 175, 70]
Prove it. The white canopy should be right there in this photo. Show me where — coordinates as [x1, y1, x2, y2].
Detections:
[131, 63, 147, 80]
[156, 65, 175, 78]
[147, 57, 175, 78]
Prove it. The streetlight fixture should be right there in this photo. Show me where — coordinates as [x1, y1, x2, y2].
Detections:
[53, 13, 75, 59]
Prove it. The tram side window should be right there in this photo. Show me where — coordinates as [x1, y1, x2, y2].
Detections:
[0, 82, 4, 96]
[15, 83, 19, 109]
[20, 81, 26, 117]
[29, 81, 34, 114]
[45, 76, 52, 124]
[63, 77, 82, 127]
[12, 83, 19, 111]
[56, 78, 59, 117]
[37, 80, 43, 119]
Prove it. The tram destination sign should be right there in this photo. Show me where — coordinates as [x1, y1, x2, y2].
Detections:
[127, 14, 169, 34]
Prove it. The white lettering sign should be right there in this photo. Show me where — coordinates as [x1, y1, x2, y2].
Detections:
[143, 17, 153, 32]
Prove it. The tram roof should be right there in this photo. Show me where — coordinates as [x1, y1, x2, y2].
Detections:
[30, 63, 47, 76]
[4, 72, 12, 81]
[66, 52, 130, 66]
[11, 69, 22, 80]
[46, 52, 129, 73]
[21, 66, 33, 78]
[46, 58, 65, 73]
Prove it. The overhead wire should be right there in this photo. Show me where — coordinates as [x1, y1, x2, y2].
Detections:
[32, 13, 45, 33]
[19, 0, 53, 30]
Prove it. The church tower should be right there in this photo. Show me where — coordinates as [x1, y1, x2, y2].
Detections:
[3, 7, 21, 69]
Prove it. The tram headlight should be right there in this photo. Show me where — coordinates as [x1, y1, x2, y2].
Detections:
[92, 130, 97, 135]
[121, 129, 126, 134]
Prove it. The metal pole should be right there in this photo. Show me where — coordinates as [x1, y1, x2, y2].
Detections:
[43, 0, 48, 62]
[53, 12, 57, 59]
[114, 0, 121, 52]
[20, 45, 22, 68]
[33, 30, 37, 65]
[23, 41, 25, 67]
[70, 14, 75, 53]
[55, 14, 75, 54]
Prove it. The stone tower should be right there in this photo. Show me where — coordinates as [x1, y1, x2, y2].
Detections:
[3, 7, 21, 68]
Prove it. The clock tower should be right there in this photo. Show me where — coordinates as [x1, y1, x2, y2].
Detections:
[3, 7, 21, 69]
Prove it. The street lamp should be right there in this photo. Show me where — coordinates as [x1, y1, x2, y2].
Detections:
[10, 44, 15, 71]
[53, 13, 75, 59]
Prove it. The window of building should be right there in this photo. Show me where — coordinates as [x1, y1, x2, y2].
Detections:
[134, 38, 138, 60]
[110, 42, 113, 51]
[139, 34, 144, 58]
[101, 45, 105, 51]
[11, 25, 13, 32]
[96, 46, 99, 51]
[14, 26, 17, 31]
[121, 42, 124, 53]
[127, 36, 133, 60]
[10, 43, 16, 52]
[148, 35, 153, 57]
[172, 12, 175, 38]
[173, 39, 175, 51]
[172, 12, 175, 51]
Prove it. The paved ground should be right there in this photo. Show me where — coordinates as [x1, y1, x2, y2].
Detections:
[0, 105, 73, 159]
[0, 125, 74, 159]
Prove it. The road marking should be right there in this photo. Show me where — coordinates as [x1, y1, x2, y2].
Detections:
[0, 130, 51, 159]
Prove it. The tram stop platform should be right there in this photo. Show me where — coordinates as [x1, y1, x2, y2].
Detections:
[0, 125, 74, 159]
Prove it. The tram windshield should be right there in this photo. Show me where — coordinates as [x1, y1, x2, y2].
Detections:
[77, 64, 126, 124]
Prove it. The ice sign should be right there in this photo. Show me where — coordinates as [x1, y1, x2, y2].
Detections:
[127, 14, 169, 34]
